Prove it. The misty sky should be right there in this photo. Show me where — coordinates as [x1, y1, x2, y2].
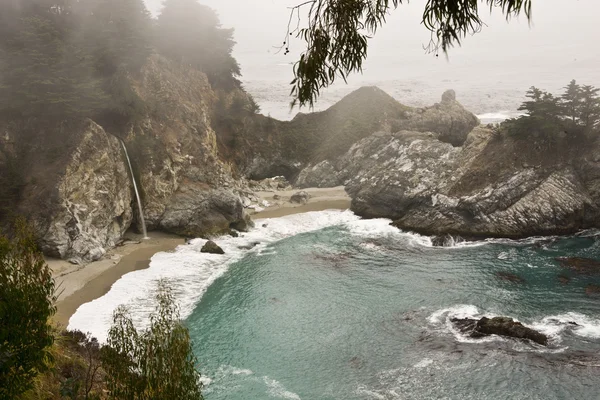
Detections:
[144, 0, 600, 116]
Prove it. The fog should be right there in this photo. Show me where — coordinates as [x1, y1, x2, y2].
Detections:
[144, 0, 600, 119]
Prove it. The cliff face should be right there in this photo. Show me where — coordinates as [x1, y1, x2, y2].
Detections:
[124, 55, 250, 237]
[229, 87, 413, 181]
[0, 120, 133, 262]
[0, 55, 251, 261]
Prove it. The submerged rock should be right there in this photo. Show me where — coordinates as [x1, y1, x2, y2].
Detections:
[452, 316, 548, 346]
[556, 257, 600, 274]
[558, 275, 571, 285]
[585, 284, 600, 297]
[495, 271, 526, 284]
[201, 240, 225, 255]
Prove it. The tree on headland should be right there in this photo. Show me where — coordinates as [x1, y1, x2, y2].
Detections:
[0, 218, 56, 399]
[503, 81, 600, 140]
[286, 0, 533, 107]
[101, 281, 204, 400]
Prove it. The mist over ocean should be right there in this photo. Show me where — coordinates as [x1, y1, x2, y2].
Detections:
[145, 0, 600, 121]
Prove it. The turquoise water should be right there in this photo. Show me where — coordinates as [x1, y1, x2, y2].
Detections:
[187, 225, 600, 400]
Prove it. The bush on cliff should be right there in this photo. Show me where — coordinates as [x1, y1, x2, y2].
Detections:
[0, 219, 56, 399]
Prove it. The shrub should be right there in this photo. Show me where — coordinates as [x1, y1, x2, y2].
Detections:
[0, 218, 56, 398]
[101, 282, 203, 400]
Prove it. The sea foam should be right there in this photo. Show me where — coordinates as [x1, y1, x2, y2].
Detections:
[68, 210, 390, 342]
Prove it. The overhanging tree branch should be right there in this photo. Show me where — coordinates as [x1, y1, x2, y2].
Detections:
[288, 0, 533, 108]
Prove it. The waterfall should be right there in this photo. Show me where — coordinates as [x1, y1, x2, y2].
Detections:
[120, 140, 149, 239]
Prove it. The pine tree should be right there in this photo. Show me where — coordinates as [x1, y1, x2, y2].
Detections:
[578, 85, 600, 133]
[561, 79, 583, 123]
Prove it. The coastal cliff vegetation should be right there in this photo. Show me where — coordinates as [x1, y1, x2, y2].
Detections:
[0, 222, 204, 400]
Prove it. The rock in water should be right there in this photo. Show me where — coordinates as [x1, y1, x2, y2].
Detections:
[201, 240, 225, 255]
[451, 316, 548, 346]
[290, 191, 310, 204]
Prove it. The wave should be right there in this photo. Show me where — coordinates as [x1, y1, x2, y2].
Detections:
[429, 305, 600, 346]
[531, 313, 600, 340]
[68, 210, 363, 342]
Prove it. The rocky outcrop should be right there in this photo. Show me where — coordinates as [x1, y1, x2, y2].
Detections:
[295, 90, 478, 188]
[452, 316, 549, 346]
[327, 122, 600, 238]
[121, 55, 251, 238]
[14, 120, 133, 262]
[392, 89, 479, 146]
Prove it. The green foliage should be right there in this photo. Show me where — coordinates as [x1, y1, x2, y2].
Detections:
[156, 0, 241, 90]
[0, 218, 56, 399]
[101, 282, 203, 400]
[503, 81, 600, 140]
[288, 0, 532, 107]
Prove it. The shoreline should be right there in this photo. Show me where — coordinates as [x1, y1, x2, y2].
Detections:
[53, 186, 351, 328]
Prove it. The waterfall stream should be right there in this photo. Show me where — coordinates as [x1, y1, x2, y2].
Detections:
[120, 140, 149, 239]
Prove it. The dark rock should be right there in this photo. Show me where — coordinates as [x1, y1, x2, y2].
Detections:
[451, 316, 548, 346]
[228, 230, 239, 238]
[290, 191, 310, 204]
[201, 240, 225, 254]
[496, 271, 526, 284]
[262, 224, 268, 228]
[230, 215, 254, 232]
[557, 257, 600, 274]
[558, 275, 571, 285]
[273, 194, 281, 200]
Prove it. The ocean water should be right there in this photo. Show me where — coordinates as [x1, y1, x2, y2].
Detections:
[69, 210, 600, 399]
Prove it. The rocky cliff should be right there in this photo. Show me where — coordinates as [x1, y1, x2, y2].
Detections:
[0, 55, 252, 262]
[326, 125, 600, 238]
[0, 120, 133, 263]
[295, 90, 479, 188]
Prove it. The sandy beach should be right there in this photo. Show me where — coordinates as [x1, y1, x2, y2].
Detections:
[251, 186, 351, 219]
[53, 186, 351, 327]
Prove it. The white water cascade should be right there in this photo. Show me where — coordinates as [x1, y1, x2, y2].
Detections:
[120, 140, 149, 239]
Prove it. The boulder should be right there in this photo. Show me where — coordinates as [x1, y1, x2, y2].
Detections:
[290, 191, 310, 204]
[201, 240, 225, 255]
[452, 316, 548, 346]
